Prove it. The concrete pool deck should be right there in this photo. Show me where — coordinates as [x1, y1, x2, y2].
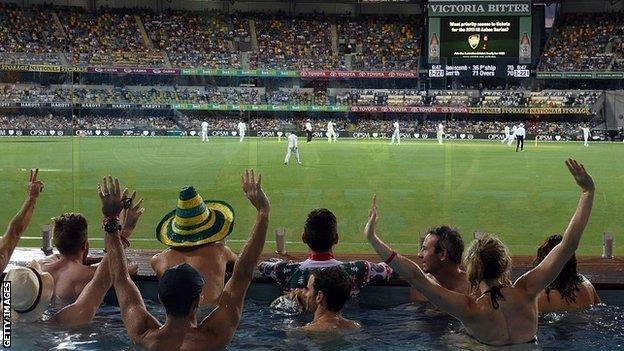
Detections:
[7, 248, 624, 289]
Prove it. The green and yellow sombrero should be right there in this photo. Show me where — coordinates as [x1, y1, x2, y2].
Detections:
[156, 186, 235, 247]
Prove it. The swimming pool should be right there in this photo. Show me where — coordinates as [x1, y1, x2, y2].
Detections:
[8, 290, 624, 351]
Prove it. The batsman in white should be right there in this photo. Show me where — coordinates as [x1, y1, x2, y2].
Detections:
[502, 125, 510, 144]
[437, 122, 444, 144]
[581, 125, 590, 147]
[327, 120, 337, 143]
[390, 120, 400, 145]
[507, 124, 517, 146]
[284, 132, 302, 165]
[238, 119, 247, 142]
[201, 120, 209, 142]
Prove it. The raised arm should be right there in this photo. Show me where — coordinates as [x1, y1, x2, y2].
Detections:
[516, 159, 595, 297]
[50, 186, 145, 327]
[102, 176, 160, 343]
[365, 195, 476, 320]
[49, 253, 111, 326]
[201, 170, 270, 344]
[0, 169, 44, 272]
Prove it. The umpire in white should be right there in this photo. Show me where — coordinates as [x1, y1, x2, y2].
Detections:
[516, 123, 526, 152]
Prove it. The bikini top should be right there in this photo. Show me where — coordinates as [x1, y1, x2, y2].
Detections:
[482, 284, 508, 309]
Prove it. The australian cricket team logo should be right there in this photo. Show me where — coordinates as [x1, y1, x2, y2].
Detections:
[468, 34, 480, 50]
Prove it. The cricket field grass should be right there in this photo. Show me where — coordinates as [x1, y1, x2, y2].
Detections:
[0, 136, 622, 256]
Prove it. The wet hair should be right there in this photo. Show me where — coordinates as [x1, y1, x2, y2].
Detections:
[534, 235, 583, 303]
[465, 234, 512, 293]
[159, 264, 204, 317]
[428, 226, 464, 264]
[311, 266, 353, 312]
[161, 295, 199, 318]
[302, 209, 338, 253]
[52, 213, 88, 256]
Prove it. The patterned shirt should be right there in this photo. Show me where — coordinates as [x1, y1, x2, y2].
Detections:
[258, 258, 394, 294]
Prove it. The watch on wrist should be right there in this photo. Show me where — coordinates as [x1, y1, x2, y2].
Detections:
[103, 218, 121, 234]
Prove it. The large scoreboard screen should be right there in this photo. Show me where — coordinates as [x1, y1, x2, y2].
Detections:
[428, 0, 532, 76]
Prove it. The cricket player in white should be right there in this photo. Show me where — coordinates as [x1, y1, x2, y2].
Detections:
[581, 125, 590, 147]
[284, 132, 301, 165]
[237, 120, 246, 142]
[390, 121, 400, 145]
[201, 120, 209, 142]
[437, 123, 444, 144]
[507, 124, 517, 146]
[327, 120, 337, 143]
[502, 125, 510, 143]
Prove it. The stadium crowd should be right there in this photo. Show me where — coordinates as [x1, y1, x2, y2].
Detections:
[0, 112, 598, 138]
[0, 5, 424, 71]
[539, 12, 624, 71]
[0, 4, 623, 74]
[253, 13, 339, 70]
[0, 85, 603, 110]
[143, 10, 241, 69]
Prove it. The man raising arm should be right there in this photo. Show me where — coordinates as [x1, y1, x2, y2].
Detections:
[0, 169, 44, 272]
[108, 170, 270, 351]
[49, 184, 144, 326]
[364, 159, 595, 345]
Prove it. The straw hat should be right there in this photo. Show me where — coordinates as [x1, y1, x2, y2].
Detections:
[156, 186, 235, 247]
[1, 261, 54, 322]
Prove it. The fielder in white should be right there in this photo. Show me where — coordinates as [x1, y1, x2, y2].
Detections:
[437, 122, 444, 144]
[390, 120, 400, 145]
[502, 125, 510, 144]
[327, 120, 337, 143]
[284, 132, 302, 165]
[507, 124, 517, 146]
[201, 120, 209, 142]
[237, 120, 247, 142]
[581, 125, 590, 147]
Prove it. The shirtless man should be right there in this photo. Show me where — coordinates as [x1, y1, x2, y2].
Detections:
[110, 170, 269, 351]
[151, 187, 238, 307]
[4, 175, 142, 326]
[40, 208, 138, 304]
[365, 158, 594, 345]
[534, 235, 601, 313]
[151, 242, 237, 306]
[0, 169, 44, 273]
[296, 266, 361, 332]
[410, 226, 469, 302]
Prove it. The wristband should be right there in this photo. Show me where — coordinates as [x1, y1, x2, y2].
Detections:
[120, 236, 130, 248]
[385, 251, 397, 265]
[102, 218, 121, 234]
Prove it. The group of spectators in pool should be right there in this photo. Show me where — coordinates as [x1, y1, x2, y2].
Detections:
[0, 159, 601, 349]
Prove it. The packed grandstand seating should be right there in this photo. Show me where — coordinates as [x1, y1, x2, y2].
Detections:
[341, 15, 421, 71]
[0, 5, 424, 70]
[538, 12, 624, 71]
[143, 9, 241, 69]
[0, 113, 599, 139]
[0, 84, 604, 109]
[253, 13, 339, 70]
[0, 4, 623, 73]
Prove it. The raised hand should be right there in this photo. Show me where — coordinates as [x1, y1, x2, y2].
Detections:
[119, 189, 144, 238]
[565, 158, 594, 193]
[241, 169, 270, 213]
[364, 194, 378, 241]
[97, 176, 123, 218]
[27, 168, 44, 199]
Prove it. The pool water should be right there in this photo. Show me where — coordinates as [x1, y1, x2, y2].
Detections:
[9, 291, 624, 350]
